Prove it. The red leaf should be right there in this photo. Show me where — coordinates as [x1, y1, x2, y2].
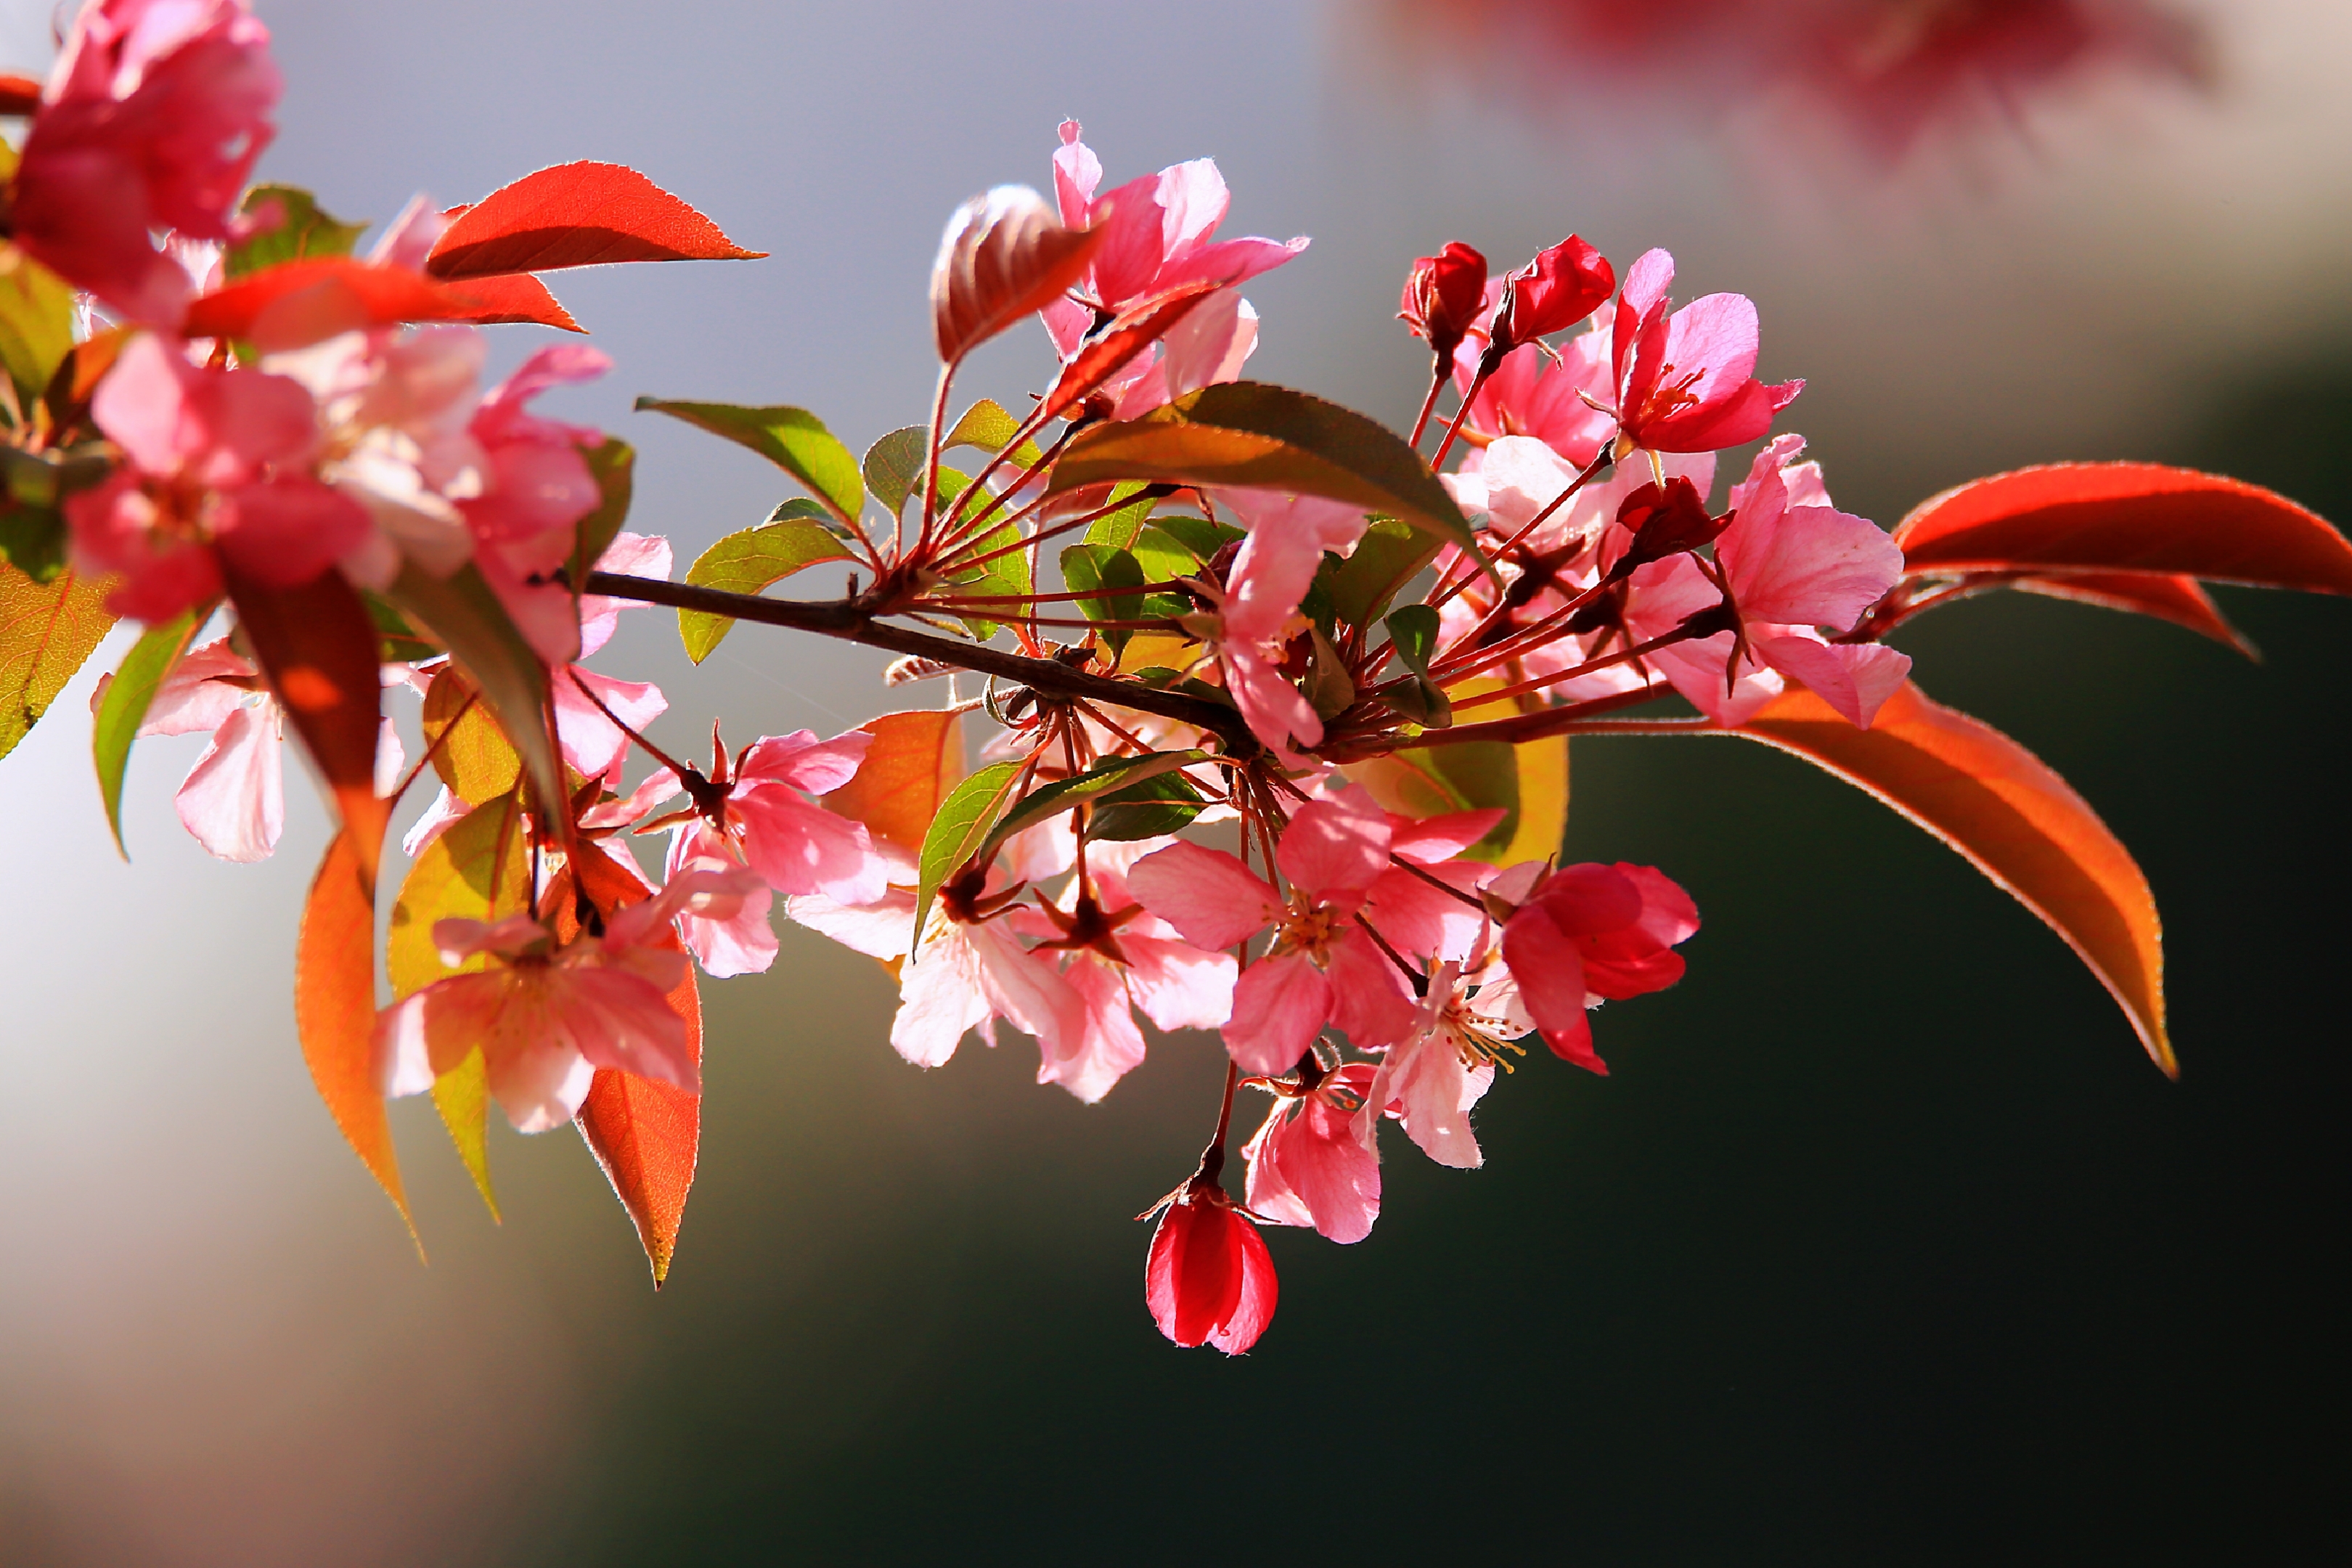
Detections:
[558, 845, 702, 1285]
[1894, 462, 2352, 594]
[295, 830, 417, 1243]
[931, 185, 1107, 364]
[2009, 570, 2257, 658]
[437, 271, 584, 332]
[0, 73, 41, 117]
[1037, 280, 1225, 425]
[424, 162, 764, 282]
[1733, 682, 2172, 1076]
[185, 258, 486, 349]
[221, 566, 389, 898]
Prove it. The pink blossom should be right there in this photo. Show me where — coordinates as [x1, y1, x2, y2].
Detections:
[373, 863, 759, 1133]
[458, 344, 615, 663]
[1452, 326, 1618, 467]
[1609, 248, 1802, 456]
[1126, 788, 1421, 1074]
[1499, 862, 1699, 1073]
[1363, 957, 1530, 1169]
[1618, 436, 1910, 727]
[66, 332, 368, 621]
[1105, 287, 1261, 420]
[1241, 1062, 1382, 1244]
[1040, 121, 1307, 359]
[1215, 486, 1372, 645]
[1144, 1179, 1278, 1354]
[12, 0, 279, 327]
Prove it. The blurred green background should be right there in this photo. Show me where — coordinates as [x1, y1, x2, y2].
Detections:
[0, 1, 2344, 1561]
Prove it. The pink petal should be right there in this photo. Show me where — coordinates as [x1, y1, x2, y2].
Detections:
[1222, 640, 1323, 757]
[1222, 952, 1332, 1076]
[894, 926, 989, 1066]
[1126, 840, 1279, 952]
[1039, 956, 1147, 1104]
[730, 785, 883, 903]
[734, 727, 875, 795]
[1325, 927, 1418, 1049]
[174, 701, 282, 862]
[556, 967, 696, 1090]
[1500, 905, 1604, 1071]
[554, 665, 666, 780]
[1755, 634, 1912, 728]
[1274, 789, 1391, 899]
[785, 886, 917, 962]
[1120, 932, 1238, 1032]
[1205, 1215, 1278, 1354]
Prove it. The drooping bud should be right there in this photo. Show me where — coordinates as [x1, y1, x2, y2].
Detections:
[1488, 233, 1614, 361]
[1144, 1178, 1278, 1353]
[1398, 240, 1488, 365]
[1608, 477, 1726, 579]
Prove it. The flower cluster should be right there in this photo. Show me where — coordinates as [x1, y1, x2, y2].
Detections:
[1, 1, 2316, 1347]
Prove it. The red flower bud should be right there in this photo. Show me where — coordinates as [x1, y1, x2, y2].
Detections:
[1397, 240, 1489, 364]
[1610, 476, 1726, 577]
[1490, 233, 1615, 357]
[1145, 1180, 1278, 1353]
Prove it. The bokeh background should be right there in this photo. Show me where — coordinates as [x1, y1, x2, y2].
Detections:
[2, 0, 2346, 1561]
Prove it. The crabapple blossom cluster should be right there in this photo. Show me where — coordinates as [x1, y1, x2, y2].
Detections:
[2, 0, 2330, 1352]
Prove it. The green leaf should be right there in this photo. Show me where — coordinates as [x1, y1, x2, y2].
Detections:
[91, 605, 204, 854]
[1148, 512, 1243, 564]
[1046, 381, 1486, 565]
[0, 502, 66, 581]
[946, 397, 1045, 470]
[635, 399, 865, 523]
[227, 185, 370, 279]
[0, 246, 76, 408]
[1086, 769, 1205, 841]
[938, 469, 1029, 640]
[1383, 603, 1452, 727]
[1328, 516, 1441, 630]
[912, 759, 1026, 948]
[973, 750, 1207, 869]
[385, 563, 563, 820]
[387, 789, 530, 1220]
[677, 514, 856, 662]
[1059, 543, 1147, 659]
[1347, 735, 1519, 861]
[1082, 481, 1159, 550]
[567, 438, 635, 589]
[1129, 524, 1197, 585]
[862, 425, 930, 518]
[1, 560, 115, 766]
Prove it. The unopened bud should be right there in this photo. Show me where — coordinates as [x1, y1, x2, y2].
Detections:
[1398, 240, 1489, 365]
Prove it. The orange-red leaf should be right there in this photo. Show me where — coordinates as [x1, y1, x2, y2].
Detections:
[222, 566, 388, 897]
[1732, 682, 2171, 1076]
[425, 162, 764, 282]
[2009, 570, 2257, 658]
[1038, 280, 1225, 424]
[0, 73, 41, 117]
[559, 845, 702, 1284]
[437, 270, 584, 332]
[1894, 462, 2352, 594]
[821, 709, 965, 854]
[184, 258, 486, 350]
[930, 186, 1106, 364]
[295, 830, 415, 1242]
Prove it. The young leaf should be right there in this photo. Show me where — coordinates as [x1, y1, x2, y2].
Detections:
[568, 438, 635, 591]
[973, 751, 1208, 868]
[295, 828, 415, 1241]
[2008, 571, 2258, 658]
[224, 566, 390, 892]
[0, 245, 77, 407]
[228, 185, 369, 279]
[386, 561, 563, 828]
[92, 604, 205, 854]
[634, 399, 864, 524]
[420, 665, 522, 802]
[945, 398, 1045, 470]
[931, 185, 1106, 365]
[1061, 543, 1147, 659]
[1, 560, 115, 764]
[1328, 516, 1440, 630]
[862, 425, 930, 518]
[387, 789, 530, 1217]
[1893, 462, 2352, 594]
[436, 270, 582, 332]
[1036, 280, 1225, 424]
[1730, 682, 2172, 1076]
[424, 162, 765, 279]
[912, 760, 1025, 947]
[560, 844, 704, 1286]
[1082, 482, 1161, 551]
[1086, 769, 1206, 842]
[1147, 511, 1243, 565]
[1383, 603, 1451, 727]
[821, 709, 965, 854]
[1048, 382, 1483, 562]
[676, 514, 854, 663]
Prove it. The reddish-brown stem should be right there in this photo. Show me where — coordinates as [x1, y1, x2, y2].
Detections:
[1429, 443, 1616, 616]
[914, 362, 956, 558]
[1429, 364, 1490, 470]
[1198, 1059, 1241, 1185]
[1408, 362, 1447, 448]
[1392, 680, 1680, 748]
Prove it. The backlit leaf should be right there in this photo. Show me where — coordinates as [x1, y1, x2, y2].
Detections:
[0, 560, 113, 764]
[295, 829, 415, 1241]
[676, 514, 854, 663]
[930, 186, 1106, 364]
[1328, 516, 1440, 630]
[425, 162, 764, 280]
[1894, 462, 2352, 594]
[0, 245, 76, 407]
[1036, 281, 1223, 424]
[1086, 769, 1206, 842]
[1061, 542, 1147, 659]
[91, 603, 204, 854]
[862, 425, 930, 518]
[225, 567, 390, 894]
[228, 184, 369, 279]
[436, 270, 582, 332]
[1048, 382, 1482, 562]
[184, 258, 486, 351]
[821, 709, 965, 854]
[1730, 682, 2172, 1076]
[912, 760, 1025, 947]
[1082, 482, 1160, 551]
[634, 399, 863, 524]
[974, 750, 1208, 870]
[2009, 571, 2257, 658]
[420, 664, 521, 802]
[945, 398, 1045, 470]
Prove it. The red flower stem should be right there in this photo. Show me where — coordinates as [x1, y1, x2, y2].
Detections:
[1427, 442, 1617, 616]
[1428, 364, 1490, 470]
[1198, 1058, 1241, 1186]
[1408, 362, 1446, 448]
[913, 362, 956, 559]
[1389, 682, 1687, 748]
[932, 425, 1083, 558]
